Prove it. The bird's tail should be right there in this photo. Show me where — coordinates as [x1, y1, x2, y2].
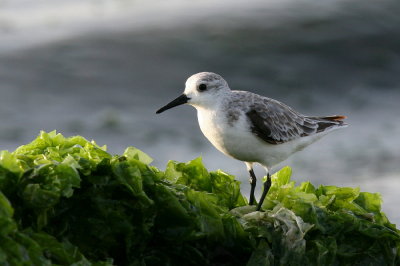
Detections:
[320, 115, 347, 122]
[306, 115, 348, 133]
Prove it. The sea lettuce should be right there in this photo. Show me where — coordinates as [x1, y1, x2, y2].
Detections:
[234, 167, 400, 265]
[0, 131, 398, 265]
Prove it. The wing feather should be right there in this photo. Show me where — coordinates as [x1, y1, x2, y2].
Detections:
[229, 91, 347, 145]
[246, 98, 320, 144]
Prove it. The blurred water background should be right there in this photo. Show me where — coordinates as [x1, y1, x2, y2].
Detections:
[0, 0, 399, 224]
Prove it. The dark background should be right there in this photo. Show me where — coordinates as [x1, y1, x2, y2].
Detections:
[1, 0, 399, 223]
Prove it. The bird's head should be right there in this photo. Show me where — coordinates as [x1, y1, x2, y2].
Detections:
[156, 72, 230, 114]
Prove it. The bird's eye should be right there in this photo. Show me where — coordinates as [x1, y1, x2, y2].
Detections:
[198, 84, 207, 91]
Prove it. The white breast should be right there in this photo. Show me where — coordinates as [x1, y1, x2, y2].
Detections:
[196, 105, 323, 169]
[197, 106, 270, 163]
[197, 107, 227, 154]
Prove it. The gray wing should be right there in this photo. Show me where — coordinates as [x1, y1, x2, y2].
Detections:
[245, 98, 345, 144]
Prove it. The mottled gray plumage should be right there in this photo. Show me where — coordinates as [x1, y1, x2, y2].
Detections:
[222, 91, 345, 145]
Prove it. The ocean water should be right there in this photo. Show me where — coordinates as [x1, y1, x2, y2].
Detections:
[0, 0, 399, 224]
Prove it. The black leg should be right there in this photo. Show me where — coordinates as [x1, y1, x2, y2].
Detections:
[256, 172, 271, 211]
[249, 169, 257, 205]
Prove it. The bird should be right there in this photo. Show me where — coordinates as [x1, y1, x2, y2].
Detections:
[156, 72, 347, 211]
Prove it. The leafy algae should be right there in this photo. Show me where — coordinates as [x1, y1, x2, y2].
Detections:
[0, 131, 398, 265]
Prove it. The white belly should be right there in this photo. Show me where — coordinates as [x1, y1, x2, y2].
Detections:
[197, 108, 322, 169]
[198, 109, 282, 168]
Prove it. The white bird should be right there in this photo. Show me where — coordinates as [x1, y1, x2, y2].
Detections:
[156, 72, 347, 210]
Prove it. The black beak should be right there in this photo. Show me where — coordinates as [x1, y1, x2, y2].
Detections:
[156, 94, 190, 114]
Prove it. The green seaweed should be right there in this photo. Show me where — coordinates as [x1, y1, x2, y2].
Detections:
[0, 131, 398, 265]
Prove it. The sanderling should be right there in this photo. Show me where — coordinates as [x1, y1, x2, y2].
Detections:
[156, 72, 347, 211]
